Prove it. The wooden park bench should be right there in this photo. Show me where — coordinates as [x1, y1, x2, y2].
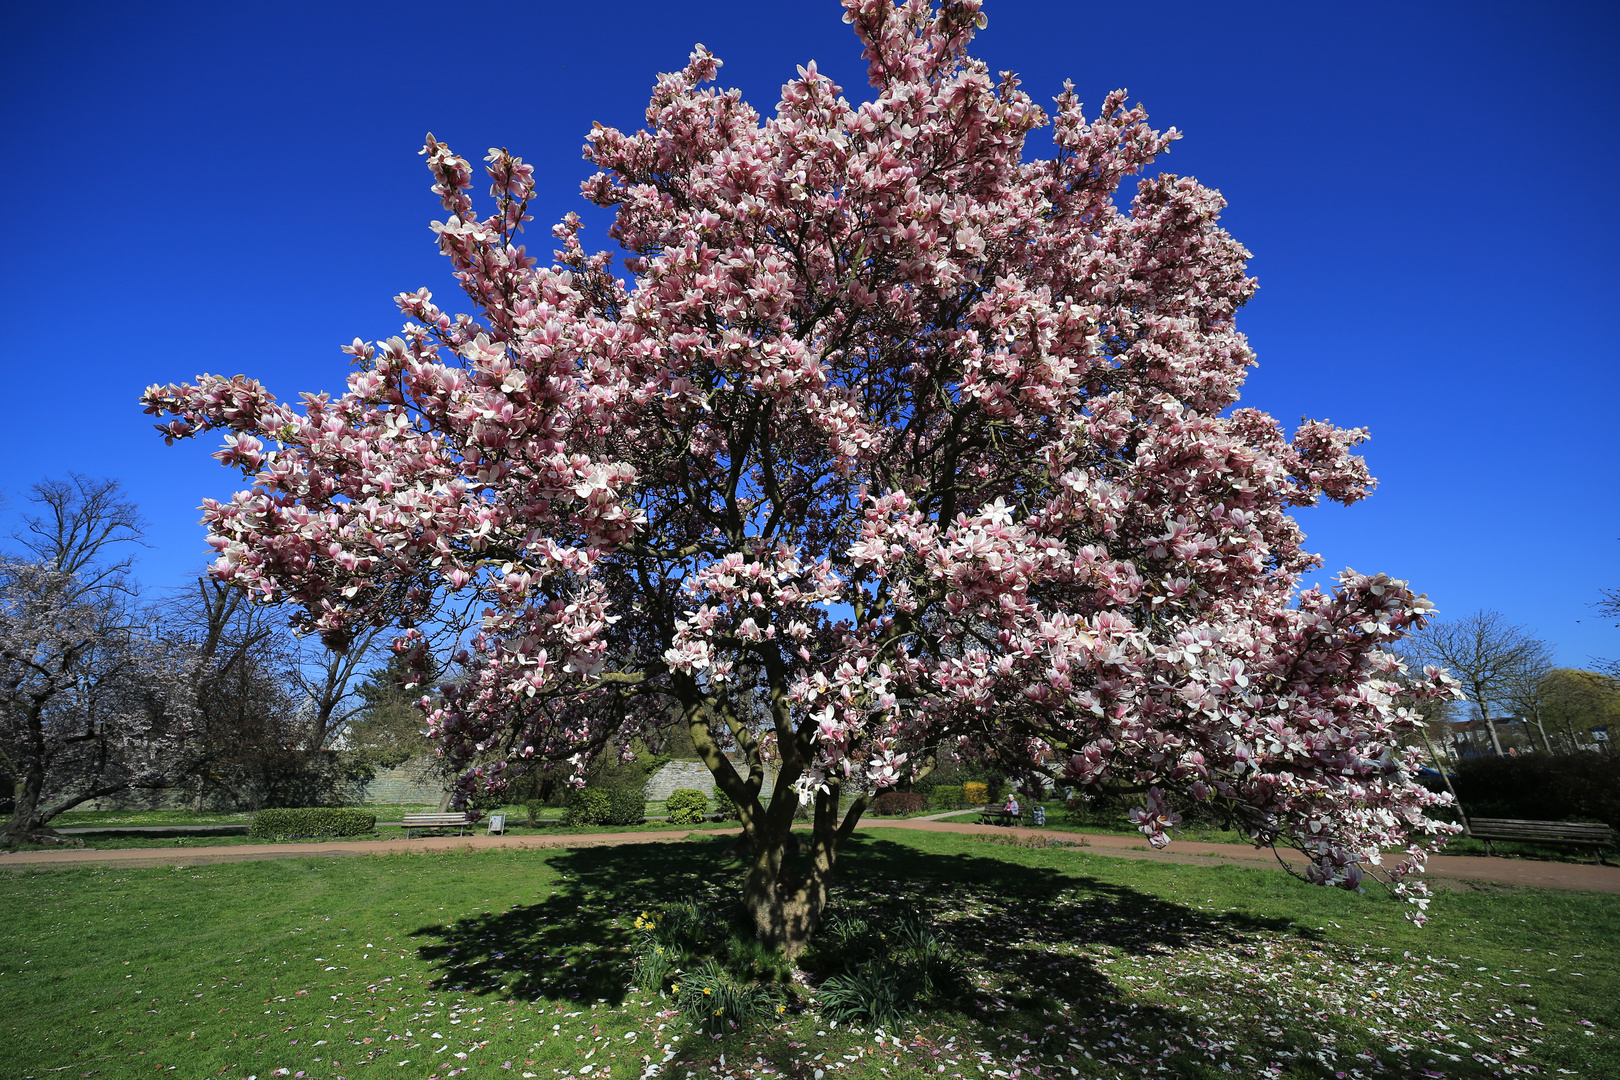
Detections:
[977, 807, 1024, 827]
[1464, 818, 1615, 864]
[401, 813, 472, 839]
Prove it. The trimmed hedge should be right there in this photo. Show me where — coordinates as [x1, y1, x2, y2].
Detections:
[872, 791, 928, 816]
[666, 788, 709, 825]
[928, 785, 962, 810]
[562, 788, 611, 826]
[1454, 753, 1620, 830]
[247, 807, 376, 839]
[563, 787, 646, 826]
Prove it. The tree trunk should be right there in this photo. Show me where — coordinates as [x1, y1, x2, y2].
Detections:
[0, 761, 76, 846]
[671, 672, 875, 957]
[1418, 729, 1467, 828]
[1478, 700, 1505, 756]
[742, 836, 827, 957]
[1, 766, 44, 845]
[740, 785, 856, 957]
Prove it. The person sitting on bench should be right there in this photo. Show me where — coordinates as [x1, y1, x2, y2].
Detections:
[1002, 793, 1020, 820]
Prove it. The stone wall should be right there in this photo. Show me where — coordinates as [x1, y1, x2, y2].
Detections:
[644, 759, 712, 802]
[645, 757, 777, 805]
[358, 758, 448, 806]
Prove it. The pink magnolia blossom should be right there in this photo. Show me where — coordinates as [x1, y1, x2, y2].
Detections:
[144, 0, 1458, 946]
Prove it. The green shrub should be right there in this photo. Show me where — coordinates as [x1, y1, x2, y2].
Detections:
[247, 807, 376, 839]
[666, 788, 708, 825]
[712, 787, 743, 820]
[561, 787, 644, 826]
[523, 799, 546, 825]
[929, 785, 961, 810]
[605, 787, 646, 825]
[562, 788, 611, 826]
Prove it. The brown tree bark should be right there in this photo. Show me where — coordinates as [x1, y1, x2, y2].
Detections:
[674, 672, 876, 957]
[739, 782, 870, 956]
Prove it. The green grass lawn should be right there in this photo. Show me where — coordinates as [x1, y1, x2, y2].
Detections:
[936, 805, 1615, 865]
[51, 806, 448, 828]
[10, 820, 743, 853]
[2, 831, 1614, 1080]
[25, 808, 745, 852]
[36, 802, 1611, 867]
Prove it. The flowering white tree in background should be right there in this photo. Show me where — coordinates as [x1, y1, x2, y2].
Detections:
[0, 476, 202, 845]
[144, 0, 1457, 949]
[0, 561, 198, 845]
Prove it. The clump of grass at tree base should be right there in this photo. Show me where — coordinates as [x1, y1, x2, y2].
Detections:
[627, 895, 791, 1032]
[671, 960, 787, 1035]
[805, 906, 964, 1029]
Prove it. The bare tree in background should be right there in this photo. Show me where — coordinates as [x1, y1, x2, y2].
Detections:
[157, 577, 297, 809]
[1407, 611, 1553, 756]
[1500, 652, 1561, 753]
[12, 475, 147, 600]
[0, 562, 199, 844]
[158, 577, 408, 807]
[287, 625, 391, 751]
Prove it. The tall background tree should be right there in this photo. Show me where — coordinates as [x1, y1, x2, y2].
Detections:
[144, 0, 1457, 947]
[1406, 610, 1552, 756]
[0, 478, 196, 845]
[12, 474, 146, 599]
[157, 576, 412, 810]
[1536, 669, 1620, 753]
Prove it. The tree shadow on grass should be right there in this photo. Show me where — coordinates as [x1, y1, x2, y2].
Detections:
[409, 836, 741, 1003]
[410, 832, 1500, 1078]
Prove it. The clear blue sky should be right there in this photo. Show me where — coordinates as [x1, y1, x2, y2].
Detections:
[3, 1, 1615, 665]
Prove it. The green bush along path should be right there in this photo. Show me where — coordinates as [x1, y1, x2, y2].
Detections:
[1, 831, 1615, 1079]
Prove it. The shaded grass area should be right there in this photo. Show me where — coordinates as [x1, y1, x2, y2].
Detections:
[1, 831, 1615, 1080]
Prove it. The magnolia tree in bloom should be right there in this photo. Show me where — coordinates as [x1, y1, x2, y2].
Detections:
[145, 0, 1458, 949]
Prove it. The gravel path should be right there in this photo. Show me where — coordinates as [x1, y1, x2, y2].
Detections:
[6, 817, 1617, 894]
